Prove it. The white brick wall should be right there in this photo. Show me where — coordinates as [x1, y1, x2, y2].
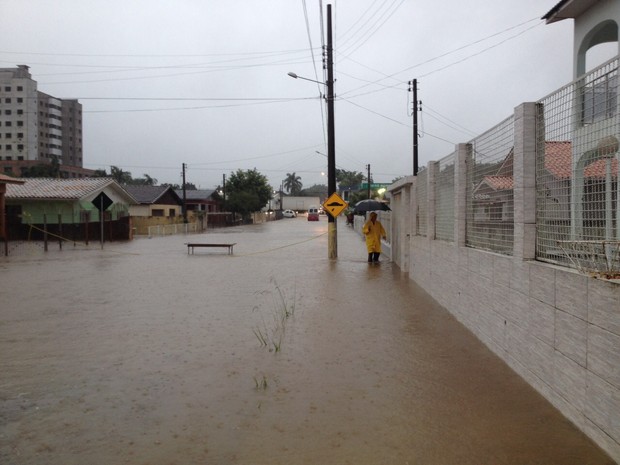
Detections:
[389, 102, 620, 462]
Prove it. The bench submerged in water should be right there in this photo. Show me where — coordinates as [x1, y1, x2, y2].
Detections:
[186, 243, 236, 255]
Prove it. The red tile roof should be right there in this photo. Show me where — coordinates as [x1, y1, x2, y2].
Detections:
[0, 174, 25, 184]
[544, 141, 573, 179]
[584, 157, 619, 179]
[479, 140, 618, 193]
[483, 176, 514, 190]
[545, 140, 618, 180]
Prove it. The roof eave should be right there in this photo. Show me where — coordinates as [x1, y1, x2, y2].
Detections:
[543, 0, 595, 24]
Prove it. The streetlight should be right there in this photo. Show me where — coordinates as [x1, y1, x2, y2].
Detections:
[287, 5, 336, 258]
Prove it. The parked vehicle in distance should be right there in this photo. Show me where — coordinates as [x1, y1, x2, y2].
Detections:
[307, 206, 320, 221]
[283, 209, 297, 218]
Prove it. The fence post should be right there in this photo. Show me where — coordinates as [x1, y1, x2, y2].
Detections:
[427, 161, 438, 240]
[454, 143, 470, 247]
[85, 211, 90, 245]
[513, 102, 538, 260]
[43, 214, 48, 252]
[58, 214, 62, 250]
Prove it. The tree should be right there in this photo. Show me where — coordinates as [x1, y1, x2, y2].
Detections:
[225, 168, 272, 219]
[110, 166, 133, 184]
[20, 156, 61, 178]
[300, 184, 328, 197]
[132, 174, 158, 186]
[336, 169, 364, 190]
[284, 172, 303, 195]
[162, 182, 197, 190]
[92, 169, 108, 177]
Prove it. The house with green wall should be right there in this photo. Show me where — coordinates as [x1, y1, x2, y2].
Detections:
[5, 177, 137, 225]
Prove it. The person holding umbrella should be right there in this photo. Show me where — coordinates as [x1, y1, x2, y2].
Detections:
[362, 212, 387, 263]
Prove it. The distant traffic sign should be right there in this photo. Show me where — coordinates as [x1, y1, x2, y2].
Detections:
[360, 182, 390, 190]
[323, 192, 348, 218]
[92, 192, 113, 212]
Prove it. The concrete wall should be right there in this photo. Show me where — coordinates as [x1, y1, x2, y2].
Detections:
[388, 103, 620, 461]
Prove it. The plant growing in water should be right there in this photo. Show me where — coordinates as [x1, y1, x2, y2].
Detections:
[251, 279, 297, 353]
[253, 374, 268, 390]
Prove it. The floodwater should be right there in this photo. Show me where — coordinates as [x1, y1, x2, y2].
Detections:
[0, 217, 615, 465]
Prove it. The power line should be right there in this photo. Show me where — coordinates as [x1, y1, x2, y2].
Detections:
[0, 47, 318, 59]
[38, 63, 312, 86]
[418, 22, 542, 78]
[190, 144, 325, 166]
[338, 0, 405, 57]
[422, 104, 478, 137]
[301, 0, 327, 147]
[340, 97, 409, 127]
[83, 97, 319, 113]
[338, 16, 541, 99]
[340, 97, 457, 148]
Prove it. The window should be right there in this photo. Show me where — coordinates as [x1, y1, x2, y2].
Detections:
[582, 72, 618, 125]
[16, 121, 22, 127]
[17, 133, 23, 138]
[4, 110, 11, 115]
[5, 145, 11, 150]
[16, 109, 23, 115]
[169, 209, 176, 217]
[17, 86, 22, 91]
[17, 98, 23, 103]
[17, 144, 23, 150]
[5, 133, 10, 138]
[5, 98, 11, 104]
[17, 156, 23, 160]
[5, 122, 11, 127]
[4, 86, 11, 92]
[152, 209, 164, 217]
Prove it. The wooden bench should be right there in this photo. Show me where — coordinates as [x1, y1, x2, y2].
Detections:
[186, 243, 236, 255]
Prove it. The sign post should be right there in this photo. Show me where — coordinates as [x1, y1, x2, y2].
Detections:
[92, 192, 113, 249]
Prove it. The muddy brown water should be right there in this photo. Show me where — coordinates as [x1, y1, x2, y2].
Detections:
[1, 218, 615, 464]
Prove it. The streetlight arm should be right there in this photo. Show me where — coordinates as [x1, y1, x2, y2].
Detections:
[288, 72, 324, 86]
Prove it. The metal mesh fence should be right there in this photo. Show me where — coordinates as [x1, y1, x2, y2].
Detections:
[415, 168, 428, 236]
[435, 153, 456, 242]
[466, 116, 515, 254]
[536, 57, 620, 274]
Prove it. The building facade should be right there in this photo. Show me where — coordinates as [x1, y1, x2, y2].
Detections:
[0, 65, 85, 177]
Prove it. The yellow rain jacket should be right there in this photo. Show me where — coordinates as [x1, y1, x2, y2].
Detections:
[362, 218, 386, 253]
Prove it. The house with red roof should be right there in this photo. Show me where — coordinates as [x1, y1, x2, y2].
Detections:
[473, 140, 618, 226]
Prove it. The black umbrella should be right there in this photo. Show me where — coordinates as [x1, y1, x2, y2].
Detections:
[353, 199, 391, 214]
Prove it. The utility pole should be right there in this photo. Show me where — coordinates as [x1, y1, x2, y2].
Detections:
[366, 164, 371, 199]
[222, 173, 226, 209]
[182, 163, 188, 223]
[408, 79, 420, 175]
[326, 3, 337, 259]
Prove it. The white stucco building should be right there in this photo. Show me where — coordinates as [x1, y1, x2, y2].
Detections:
[0, 65, 83, 176]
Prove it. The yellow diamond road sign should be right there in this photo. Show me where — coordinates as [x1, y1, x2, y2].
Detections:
[323, 192, 348, 218]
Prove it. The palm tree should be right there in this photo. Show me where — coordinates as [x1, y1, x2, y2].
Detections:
[284, 172, 303, 195]
[110, 166, 133, 184]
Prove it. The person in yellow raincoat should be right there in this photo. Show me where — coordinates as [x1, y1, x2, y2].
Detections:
[362, 212, 387, 263]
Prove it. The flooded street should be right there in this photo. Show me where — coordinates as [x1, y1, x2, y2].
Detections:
[1, 218, 614, 465]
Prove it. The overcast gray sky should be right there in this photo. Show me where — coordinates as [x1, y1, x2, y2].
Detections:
[1, 0, 611, 190]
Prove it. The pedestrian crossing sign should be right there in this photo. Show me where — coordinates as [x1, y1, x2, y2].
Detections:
[323, 192, 348, 218]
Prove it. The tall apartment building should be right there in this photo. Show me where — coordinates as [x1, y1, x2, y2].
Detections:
[0, 65, 88, 177]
